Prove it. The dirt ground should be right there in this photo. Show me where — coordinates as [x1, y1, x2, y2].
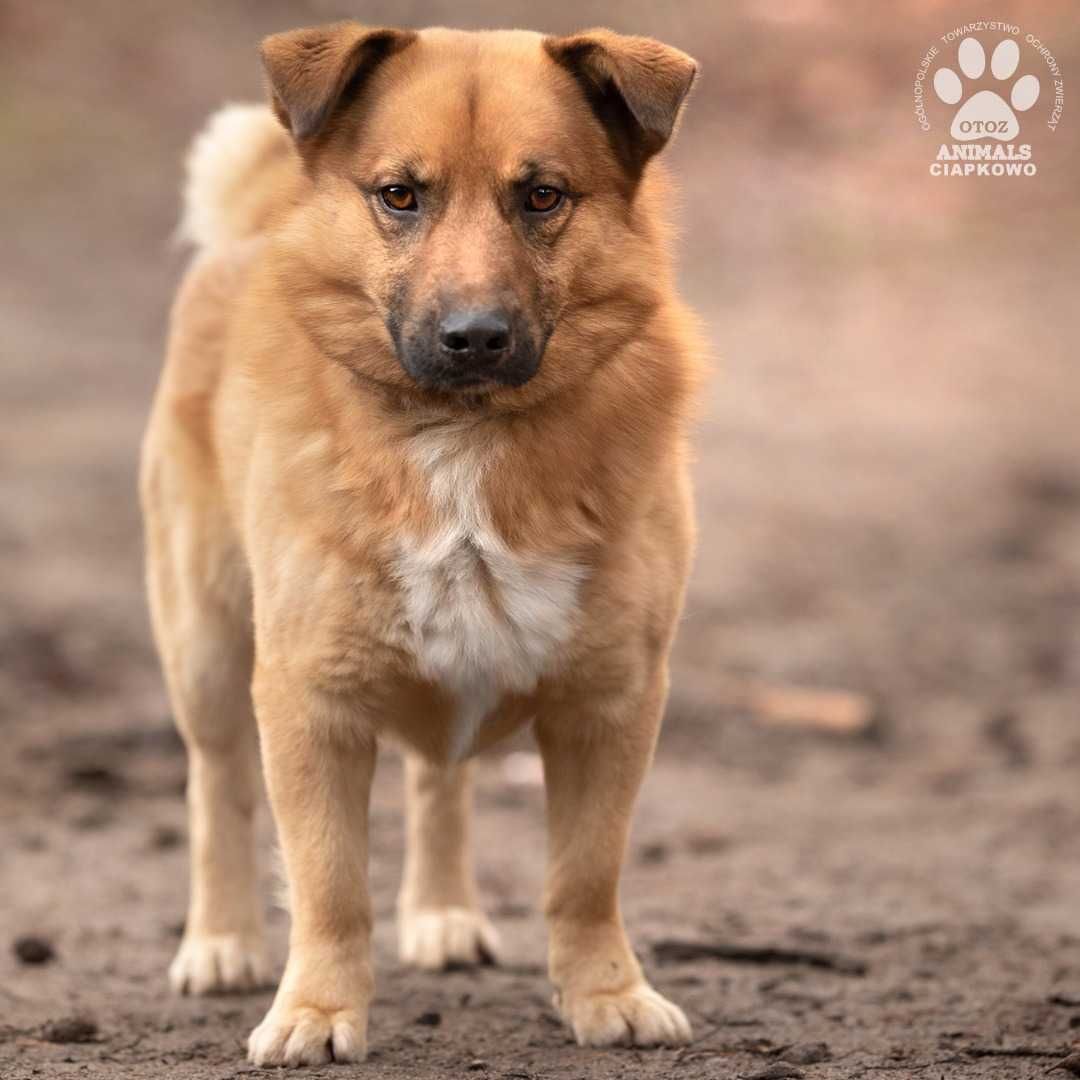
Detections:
[2, 2, 1080, 1078]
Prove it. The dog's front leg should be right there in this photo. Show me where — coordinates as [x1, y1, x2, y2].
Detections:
[536, 673, 691, 1048]
[247, 668, 375, 1067]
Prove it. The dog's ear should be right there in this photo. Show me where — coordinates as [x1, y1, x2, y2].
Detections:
[544, 29, 697, 170]
[260, 21, 416, 142]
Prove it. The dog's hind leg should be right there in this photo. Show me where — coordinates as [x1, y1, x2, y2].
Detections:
[142, 446, 268, 995]
[165, 612, 268, 994]
[397, 755, 500, 969]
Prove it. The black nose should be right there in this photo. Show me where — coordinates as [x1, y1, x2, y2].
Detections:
[438, 309, 512, 367]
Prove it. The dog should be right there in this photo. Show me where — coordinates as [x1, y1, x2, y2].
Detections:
[140, 21, 702, 1067]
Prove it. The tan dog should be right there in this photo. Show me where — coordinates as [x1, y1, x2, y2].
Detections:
[141, 22, 702, 1067]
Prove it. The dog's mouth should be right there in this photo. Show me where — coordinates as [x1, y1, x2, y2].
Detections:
[420, 368, 503, 392]
[419, 364, 539, 392]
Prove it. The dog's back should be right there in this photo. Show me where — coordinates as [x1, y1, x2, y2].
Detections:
[141, 104, 303, 564]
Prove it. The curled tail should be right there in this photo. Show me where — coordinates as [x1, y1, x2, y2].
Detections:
[178, 103, 297, 249]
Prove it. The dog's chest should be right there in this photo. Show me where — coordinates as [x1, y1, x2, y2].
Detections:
[393, 429, 584, 759]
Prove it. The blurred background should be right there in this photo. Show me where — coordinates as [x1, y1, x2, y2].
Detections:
[2, 2, 1079, 1078]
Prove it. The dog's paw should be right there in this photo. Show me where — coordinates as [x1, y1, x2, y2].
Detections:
[398, 906, 500, 970]
[248, 1003, 367, 1067]
[556, 982, 692, 1047]
[169, 933, 270, 995]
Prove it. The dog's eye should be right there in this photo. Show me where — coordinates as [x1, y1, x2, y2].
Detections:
[525, 186, 563, 213]
[380, 185, 417, 212]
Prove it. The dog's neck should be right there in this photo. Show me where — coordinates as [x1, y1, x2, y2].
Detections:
[277, 308, 695, 559]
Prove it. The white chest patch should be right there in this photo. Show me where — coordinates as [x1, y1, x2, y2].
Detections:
[394, 424, 584, 760]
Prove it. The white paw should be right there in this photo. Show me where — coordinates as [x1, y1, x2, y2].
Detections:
[398, 906, 500, 970]
[248, 1003, 367, 1067]
[169, 933, 270, 995]
[557, 982, 692, 1047]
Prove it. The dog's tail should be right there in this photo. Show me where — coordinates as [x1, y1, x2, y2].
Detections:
[178, 103, 297, 250]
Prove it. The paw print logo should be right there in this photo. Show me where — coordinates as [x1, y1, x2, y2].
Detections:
[934, 38, 1040, 141]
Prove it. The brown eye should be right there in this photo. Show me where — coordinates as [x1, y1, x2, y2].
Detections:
[380, 185, 417, 212]
[526, 186, 563, 213]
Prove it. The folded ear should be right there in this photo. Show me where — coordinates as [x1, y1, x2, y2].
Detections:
[544, 29, 697, 169]
[260, 21, 417, 142]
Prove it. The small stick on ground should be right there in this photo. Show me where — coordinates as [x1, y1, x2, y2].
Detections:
[653, 938, 868, 976]
[965, 1045, 1069, 1059]
[720, 680, 880, 735]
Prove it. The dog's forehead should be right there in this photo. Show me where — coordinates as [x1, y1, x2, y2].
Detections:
[359, 28, 603, 176]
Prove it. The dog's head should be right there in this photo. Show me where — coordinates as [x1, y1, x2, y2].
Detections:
[261, 24, 696, 405]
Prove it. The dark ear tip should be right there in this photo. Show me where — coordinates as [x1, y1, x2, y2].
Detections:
[368, 26, 420, 51]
